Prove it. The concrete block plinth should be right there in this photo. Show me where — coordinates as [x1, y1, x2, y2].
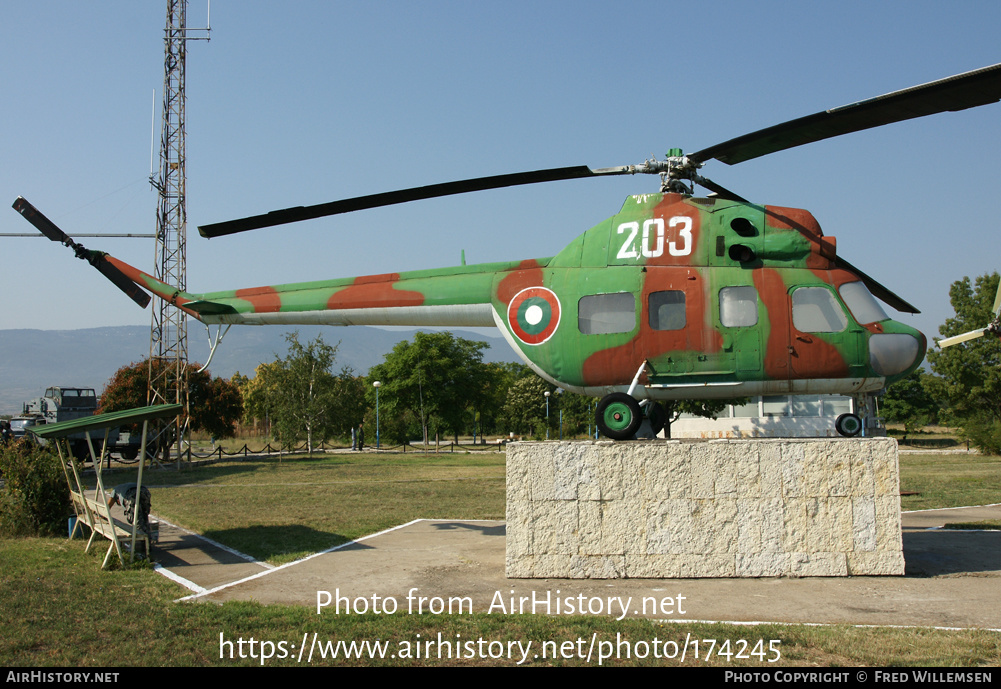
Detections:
[506, 438, 903, 578]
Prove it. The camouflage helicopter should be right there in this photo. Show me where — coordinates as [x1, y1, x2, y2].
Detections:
[14, 63, 1001, 440]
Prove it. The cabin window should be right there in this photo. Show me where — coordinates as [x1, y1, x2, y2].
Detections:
[648, 290, 686, 331]
[792, 397, 822, 417]
[762, 396, 790, 416]
[719, 285, 758, 327]
[792, 287, 848, 332]
[823, 396, 853, 417]
[578, 292, 636, 334]
[838, 281, 889, 325]
[731, 399, 760, 417]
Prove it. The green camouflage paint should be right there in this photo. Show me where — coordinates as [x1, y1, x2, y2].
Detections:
[107, 192, 925, 402]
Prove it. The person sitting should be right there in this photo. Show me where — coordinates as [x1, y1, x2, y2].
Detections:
[107, 483, 152, 537]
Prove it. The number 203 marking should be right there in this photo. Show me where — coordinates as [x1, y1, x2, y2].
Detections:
[616, 217, 692, 260]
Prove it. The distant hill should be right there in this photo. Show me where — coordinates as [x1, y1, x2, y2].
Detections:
[0, 325, 519, 415]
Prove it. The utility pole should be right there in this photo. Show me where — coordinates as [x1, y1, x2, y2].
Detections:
[148, 0, 209, 463]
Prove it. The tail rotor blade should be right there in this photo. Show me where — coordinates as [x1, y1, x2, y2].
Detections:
[13, 196, 73, 244]
[91, 255, 151, 308]
[12, 196, 150, 309]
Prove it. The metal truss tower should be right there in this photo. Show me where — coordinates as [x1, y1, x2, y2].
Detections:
[148, 0, 209, 460]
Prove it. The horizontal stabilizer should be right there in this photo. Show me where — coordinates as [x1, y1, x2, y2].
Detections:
[183, 300, 240, 316]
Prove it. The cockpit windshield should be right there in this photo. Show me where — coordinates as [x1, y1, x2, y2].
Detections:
[838, 282, 889, 325]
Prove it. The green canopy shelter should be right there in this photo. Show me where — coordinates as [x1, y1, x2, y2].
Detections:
[30, 404, 183, 568]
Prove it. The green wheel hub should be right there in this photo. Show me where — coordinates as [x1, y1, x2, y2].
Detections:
[595, 392, 642, 440]
[603, 401, 635, 432]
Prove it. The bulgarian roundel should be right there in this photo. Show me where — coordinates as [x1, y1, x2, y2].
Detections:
[507, 287, 561, 345]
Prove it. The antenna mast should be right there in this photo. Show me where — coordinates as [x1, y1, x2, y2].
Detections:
[148, 0, 209, 462]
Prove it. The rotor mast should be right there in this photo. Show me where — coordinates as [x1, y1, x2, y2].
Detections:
[148, 0, 209, 461]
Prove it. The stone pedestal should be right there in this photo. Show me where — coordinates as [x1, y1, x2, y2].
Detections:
[506, 438, 904, 578]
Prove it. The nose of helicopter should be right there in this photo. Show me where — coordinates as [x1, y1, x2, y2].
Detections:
[868, 328, 926, 379]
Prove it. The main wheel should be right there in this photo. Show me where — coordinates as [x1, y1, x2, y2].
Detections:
[596, 393, 642, 440]
[645, 402, 667, 436]
[835, 412, 862, 437]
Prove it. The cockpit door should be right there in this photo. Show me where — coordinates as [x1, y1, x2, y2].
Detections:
[787, 285, 856, 379]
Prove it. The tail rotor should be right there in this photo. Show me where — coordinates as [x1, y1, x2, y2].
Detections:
[12, 197, 151, 309]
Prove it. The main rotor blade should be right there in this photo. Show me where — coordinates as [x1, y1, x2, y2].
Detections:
[690, 63, 1001, 166]
[12, 196, 151, 309]
[939, 328, 987, 348]
[198, 165, 610, 237]
[833, 255, 919, 314]
[695, 176, 748, 203]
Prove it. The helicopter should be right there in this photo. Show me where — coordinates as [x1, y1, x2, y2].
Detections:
[14, 62, 1001, 440]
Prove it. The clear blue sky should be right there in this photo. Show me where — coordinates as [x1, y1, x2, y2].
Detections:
[3, 0, 999, 357]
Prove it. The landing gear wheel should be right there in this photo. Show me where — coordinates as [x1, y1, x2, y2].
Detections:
[835, 413, 862, 437]
[645, 402, 667, 436]
[596, 393, 642, 440]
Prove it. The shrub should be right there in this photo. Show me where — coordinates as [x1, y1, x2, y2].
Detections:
[0, 439, 70, 536]
[961, 415, 1001, 456]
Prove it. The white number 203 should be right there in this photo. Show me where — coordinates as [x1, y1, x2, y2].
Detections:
[616, 216, 692, 260]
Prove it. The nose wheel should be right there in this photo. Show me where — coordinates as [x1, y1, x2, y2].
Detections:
[835, 412, 862, 437]
[596, 393, 643, 440]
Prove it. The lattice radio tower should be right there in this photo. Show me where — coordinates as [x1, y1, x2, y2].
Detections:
[148, 0, 209, 460]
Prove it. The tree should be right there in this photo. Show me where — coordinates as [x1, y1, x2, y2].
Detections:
[366, 332, 490, 445]
[196, 375, 245, 440]
[255, 332, 357, 455]
[99, 359, 244, 440]
[499, 375, 554, 437]
[660, 399, 737, 439]
[881, 370, 940, 439]
[926, 272, 1001, 450]
[237, 362, 283, 434]
[558, 390, 597, 438]
[477, 362, 532, 436]
[335, 374, 369, 441]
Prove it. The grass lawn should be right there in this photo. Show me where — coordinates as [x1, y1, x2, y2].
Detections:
[899, 452, 1001, 512]
[2, 448, 999, 667]
[129, 451, 506, 563]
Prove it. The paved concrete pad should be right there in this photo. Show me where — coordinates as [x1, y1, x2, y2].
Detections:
[156, 506, 1001, 630]
[153, 519, 272, 591]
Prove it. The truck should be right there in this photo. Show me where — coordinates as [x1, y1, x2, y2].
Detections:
[12, 386, 107, 460]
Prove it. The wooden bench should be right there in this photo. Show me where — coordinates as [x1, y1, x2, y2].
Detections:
[27, 402, 181, 568]
[71, 491, 157, 568]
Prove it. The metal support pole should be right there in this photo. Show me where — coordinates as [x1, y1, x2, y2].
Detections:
[373, 381, 381, 449]
[545, 391, 551, 440]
